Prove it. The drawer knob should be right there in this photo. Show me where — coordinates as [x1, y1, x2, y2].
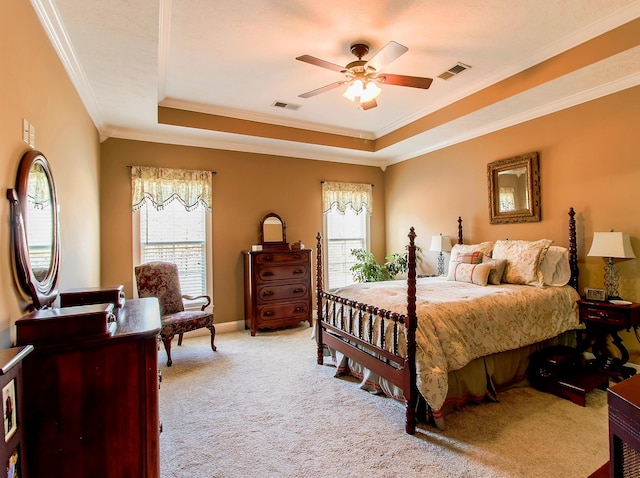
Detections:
[263, 271, 274, 277]
[264, 310, 274, 316]
[262, 291, 274, 297]
[293, 269, 304, 275]
[294, 306, 304, 312]
[293, 288, 303, 294]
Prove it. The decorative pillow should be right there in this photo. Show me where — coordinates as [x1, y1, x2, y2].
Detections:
[448, 242, 494, 272]
[540, 245, 571, 286]
[482, 257, 508, 285]
[447, 262, 491, 286]
[454, 251, 483, 264]
[492, 239, 552, 287]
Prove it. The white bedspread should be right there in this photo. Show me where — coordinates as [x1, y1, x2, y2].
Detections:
[332, 277, 581, 412]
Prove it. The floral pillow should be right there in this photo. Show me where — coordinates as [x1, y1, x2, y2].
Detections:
[447, 261, 491, 286]
[492, 239, 552, 287]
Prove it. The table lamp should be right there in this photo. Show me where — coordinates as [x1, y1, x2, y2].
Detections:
[587, 230, 636, 300]
[429, 233, 452, 276]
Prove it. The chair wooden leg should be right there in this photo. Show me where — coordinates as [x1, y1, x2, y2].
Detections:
[177, 333, 184, 346]
[207, 324, 217, 352]
[162, 337, 173, 367]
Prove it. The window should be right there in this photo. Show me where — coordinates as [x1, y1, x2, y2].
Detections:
[131, 166, 213, 300]
[324, 204, 369, 290]
[322, 182, 372, 290]
[138, 200, 208, 297]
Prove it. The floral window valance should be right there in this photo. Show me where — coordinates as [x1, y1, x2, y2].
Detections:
[131, 166, 212, 211]
[322, 181, 372, 215]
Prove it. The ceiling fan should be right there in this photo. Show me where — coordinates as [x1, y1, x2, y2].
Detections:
[296, 41, 433, 110]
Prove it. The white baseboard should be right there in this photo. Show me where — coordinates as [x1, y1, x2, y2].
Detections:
[182, 320, 246, 338]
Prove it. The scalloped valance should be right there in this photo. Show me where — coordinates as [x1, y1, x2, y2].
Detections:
[322, 181, 372, 215]
[131, 166, 212, 211]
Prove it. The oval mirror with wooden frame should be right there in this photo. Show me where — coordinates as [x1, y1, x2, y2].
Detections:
[488, 152, 541, 224]
[7, 150, 61, 309]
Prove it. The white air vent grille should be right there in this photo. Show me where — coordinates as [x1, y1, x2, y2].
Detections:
[272, 101, 301, 111]
[438, 62, 471, 80]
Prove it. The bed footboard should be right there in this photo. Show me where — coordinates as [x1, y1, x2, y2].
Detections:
[315, 229, 418, 434]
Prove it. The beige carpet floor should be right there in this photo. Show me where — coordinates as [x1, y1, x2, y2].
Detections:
[159, 324, 609, 478]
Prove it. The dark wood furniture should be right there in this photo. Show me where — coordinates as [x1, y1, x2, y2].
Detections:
[315, 207, 580, 434]
[0, 346, 33, 478]
[16, 297, 161, 478]
[578, 299, 640, 380]
[529, 344, 608, 407]
[244, 249, 313, 336]
[607, 374, 640, 477]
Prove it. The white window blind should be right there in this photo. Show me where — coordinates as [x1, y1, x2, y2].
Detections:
[325, 203, 368, 290]
[139, 200, 207, 297]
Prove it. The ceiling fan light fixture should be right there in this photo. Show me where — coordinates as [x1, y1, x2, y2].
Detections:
[343, 79, 381, 105]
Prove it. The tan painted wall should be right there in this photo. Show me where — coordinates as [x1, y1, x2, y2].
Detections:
[0, 1, 101, 346]
[385, 85, 640, 362]
[99, 140, 386, 326]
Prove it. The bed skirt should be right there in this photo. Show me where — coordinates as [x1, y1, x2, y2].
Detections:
[327, 329, 577, 430]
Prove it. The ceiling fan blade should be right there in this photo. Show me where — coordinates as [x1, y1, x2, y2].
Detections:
[364, 41, 408, 72]
[378, 74, 433, 89]
[361, 99, 377, 110]
[298, 81, 344, 98]
[296, 55, 345, 73]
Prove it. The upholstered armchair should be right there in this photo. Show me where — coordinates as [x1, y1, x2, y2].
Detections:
[134, 262, 216, 366]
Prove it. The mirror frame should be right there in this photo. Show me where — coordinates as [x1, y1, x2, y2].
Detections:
[487, 152, 541, 225]
[259, 212, 288, 249]
[7, 150, 60, 309]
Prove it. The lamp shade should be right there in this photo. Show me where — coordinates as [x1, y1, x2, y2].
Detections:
[429, 234, 452, 253]
[587, 231, 636, 259]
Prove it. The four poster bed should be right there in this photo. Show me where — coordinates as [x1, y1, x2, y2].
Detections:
[315, 207, 582, 434]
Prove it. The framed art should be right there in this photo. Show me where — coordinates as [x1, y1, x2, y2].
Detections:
[585, 287, 607, 301]
[2, 381, 16, 442]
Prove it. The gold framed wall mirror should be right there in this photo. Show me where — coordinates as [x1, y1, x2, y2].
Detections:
[487, 152, 541, 224]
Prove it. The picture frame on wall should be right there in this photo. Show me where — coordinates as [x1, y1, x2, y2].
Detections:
[2, 381, 16, 442]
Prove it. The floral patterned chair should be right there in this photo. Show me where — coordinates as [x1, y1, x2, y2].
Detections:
[134, 262, 216, 366]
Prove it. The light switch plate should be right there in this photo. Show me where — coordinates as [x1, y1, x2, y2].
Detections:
[22, 118, 29, 144]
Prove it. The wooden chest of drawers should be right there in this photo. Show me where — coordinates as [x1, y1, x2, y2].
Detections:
[243, 249, 313, 336]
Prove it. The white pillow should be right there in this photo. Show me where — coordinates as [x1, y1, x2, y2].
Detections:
[492, 239, 552, 287]
[540, 246, 571, 286]
[447, 262, 491, 286]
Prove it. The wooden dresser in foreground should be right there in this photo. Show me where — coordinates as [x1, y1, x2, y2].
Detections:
[243, 249, 313, 336]
[16, 297, 161, 478]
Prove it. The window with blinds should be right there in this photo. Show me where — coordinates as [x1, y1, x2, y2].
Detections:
[325, 204, 368, 290]
[139, 200, 207, 297]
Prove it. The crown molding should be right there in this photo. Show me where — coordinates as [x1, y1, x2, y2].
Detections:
[30, 0, 105, 131]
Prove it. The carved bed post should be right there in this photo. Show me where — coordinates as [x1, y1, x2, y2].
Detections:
[457, 216, 463, 245]
[568, 207, 579, 291]
[316, 232, 324, 365]
[405, 227, 417, 435]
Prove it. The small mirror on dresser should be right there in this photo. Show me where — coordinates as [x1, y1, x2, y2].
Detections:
[259, 213, 288, 249]
[6, 150, 61, 310]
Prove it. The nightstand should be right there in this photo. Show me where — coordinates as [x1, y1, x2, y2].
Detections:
[577, 299, 640, 380]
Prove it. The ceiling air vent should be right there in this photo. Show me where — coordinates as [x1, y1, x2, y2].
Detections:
[272, 101, 301, 111]
[438, 62, 471, 80]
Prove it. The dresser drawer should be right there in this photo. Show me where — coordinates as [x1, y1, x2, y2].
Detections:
[257, 264, 309, 282]
[257, 301, 310, 321]
[256, 282, 309, 303]
[580, 306, 627, 326]
[255, 251, 309, 264]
